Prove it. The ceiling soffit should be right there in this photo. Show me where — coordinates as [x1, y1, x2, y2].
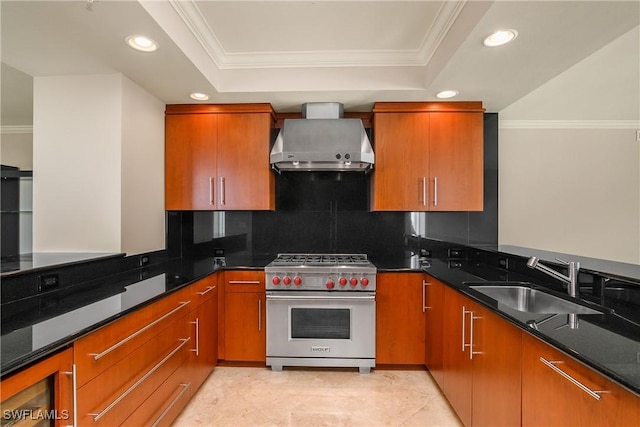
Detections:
[169, 0, 467, 70]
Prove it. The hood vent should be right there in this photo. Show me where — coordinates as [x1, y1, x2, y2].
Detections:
[270, 103, 374, 172]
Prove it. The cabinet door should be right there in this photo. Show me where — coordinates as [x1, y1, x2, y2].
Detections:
[424, 276, 444, 388]
[371, 113, 429, 211]
[471, 306, 522, 427]
[428, 112, 483, 211]
[1, 348, 74, 427]
[522, 333, 640, 427]
[442, 287, 473, 427]
[165, 114, 218, 210]
[217, 113, 275, 210]
[376, 273, 426, 364]
[189, 286, 218, 395]
[224, 291, 266, 362]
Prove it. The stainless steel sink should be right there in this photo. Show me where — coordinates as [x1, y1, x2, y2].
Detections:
[468, 285, 601, 314]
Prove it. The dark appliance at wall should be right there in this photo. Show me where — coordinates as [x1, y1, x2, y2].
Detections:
[1, 165, 21, 258]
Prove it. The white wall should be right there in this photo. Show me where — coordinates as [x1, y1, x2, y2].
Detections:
[0, 131, 33, 170]
[120, 76, 166, 254]
[33, 73, 165, 254]
[499, 26, 640, 264]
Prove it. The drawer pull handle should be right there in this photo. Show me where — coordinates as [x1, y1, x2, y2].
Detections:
[151, 382, 191, 427]
[197, 285, 216, 296]
[190, 318, 200, 356]
[90, 338, 191, 422]
[422, 280, 431, 312]
[91, 301, 191, 360]
[539, 357, 606, 400]
[228, 280, 261, 284]
[63, 364, 78, 427]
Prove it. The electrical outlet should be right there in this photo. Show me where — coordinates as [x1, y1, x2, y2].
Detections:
[499, 257, 509, 270]
[419, 249, 432, 258]
[38, 273, 60, 292]
[448, 248, 464, 258]
[139, 255, 150, 267]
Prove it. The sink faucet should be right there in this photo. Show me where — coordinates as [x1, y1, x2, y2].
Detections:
[526, 256, 580, 297]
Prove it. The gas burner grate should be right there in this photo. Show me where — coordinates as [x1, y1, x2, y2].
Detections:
[272, 253, 370, 266]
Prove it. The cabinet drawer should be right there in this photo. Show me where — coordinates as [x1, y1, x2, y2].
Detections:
[74, 287, 191, 387]
[121, 362, 191, 427]
[224, 270, 264, 292]
[522, 333, 640, 427]
[186, 275, 218, 308]
[76, 313, 191, 426]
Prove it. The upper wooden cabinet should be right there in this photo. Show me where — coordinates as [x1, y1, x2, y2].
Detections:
[165, 104, 276, 211]
[371, 102, 484, 211]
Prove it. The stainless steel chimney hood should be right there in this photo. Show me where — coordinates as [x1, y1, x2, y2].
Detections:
[270, 103, 374, 172]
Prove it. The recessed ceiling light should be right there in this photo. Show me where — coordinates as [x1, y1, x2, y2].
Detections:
[483, 29, 518, 47]
[125, 35, 158, 52]
[190, 92, 210, 101]
[436, 90, 459, 99]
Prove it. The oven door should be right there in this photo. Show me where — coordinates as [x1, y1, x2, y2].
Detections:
[266, 291, 375, 359]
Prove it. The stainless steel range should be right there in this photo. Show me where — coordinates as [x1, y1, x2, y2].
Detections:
[265, 253, 376, 373]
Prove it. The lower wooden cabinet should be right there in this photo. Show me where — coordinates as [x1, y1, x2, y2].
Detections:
[73, 274, 218, 427]
[376, 272, 426, 364]
[0, 348, 74, 427]
[76, 312, 191, 426]
[424, 275, 444, 388]
[223, 270, 266, 362]
[522, 332, 640, 427]
[121, 363, 192, 427]
[441, 286, 521, 427]
[188, 277, 219, 395]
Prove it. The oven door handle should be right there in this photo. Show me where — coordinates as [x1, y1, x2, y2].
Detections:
[266, 294, 375, 301]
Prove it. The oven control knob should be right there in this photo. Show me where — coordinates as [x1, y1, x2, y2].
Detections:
[326, 280, 335, 289]
[272, 276, 281, 285]
[339, 277, 347, 286]
[283, 276, 292, 286]
[349, 278, 358, 286]
[294, 276, 302, 286]
[361, 277, 370, 287]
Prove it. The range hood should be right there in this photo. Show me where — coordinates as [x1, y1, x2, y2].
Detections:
[270, 103, 374, 172]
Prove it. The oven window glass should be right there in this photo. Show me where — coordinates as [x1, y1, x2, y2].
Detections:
[291, 308, 350, 339]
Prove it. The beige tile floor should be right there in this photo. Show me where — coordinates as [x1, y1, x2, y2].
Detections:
[172, 366, 463, 427]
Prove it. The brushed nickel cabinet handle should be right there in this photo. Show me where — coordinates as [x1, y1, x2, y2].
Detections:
[462, 306, 472, 352]
[433, 176, 438, 207]
[539, 357, 606, 400]
[209, 176, 215, 205]
[228, 280, 261, 285]
[220, 176, 226, 206]
[422, 177, 427, 206]
[90, 338, 191, 422]
[258, 299, 262, 332]
[91, 301, 191, 360]
[190, 318, 200, 356]
[469, 314, 482, 360]
[151, 382, 191, 427]
[197, 285, 216, 296]
[422, 280, 431, 312]
[63, 364, 78, 427]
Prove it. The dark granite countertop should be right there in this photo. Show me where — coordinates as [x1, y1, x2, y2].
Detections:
[1, 256, 223, 378]
[377, 257, 640, 396]
[2, 252, 639, 398]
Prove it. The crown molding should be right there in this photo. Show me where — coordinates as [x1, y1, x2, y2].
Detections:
[1, 125, 33, 134]
[499, 120, 640, 130]
[170, 0, 465, 69]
